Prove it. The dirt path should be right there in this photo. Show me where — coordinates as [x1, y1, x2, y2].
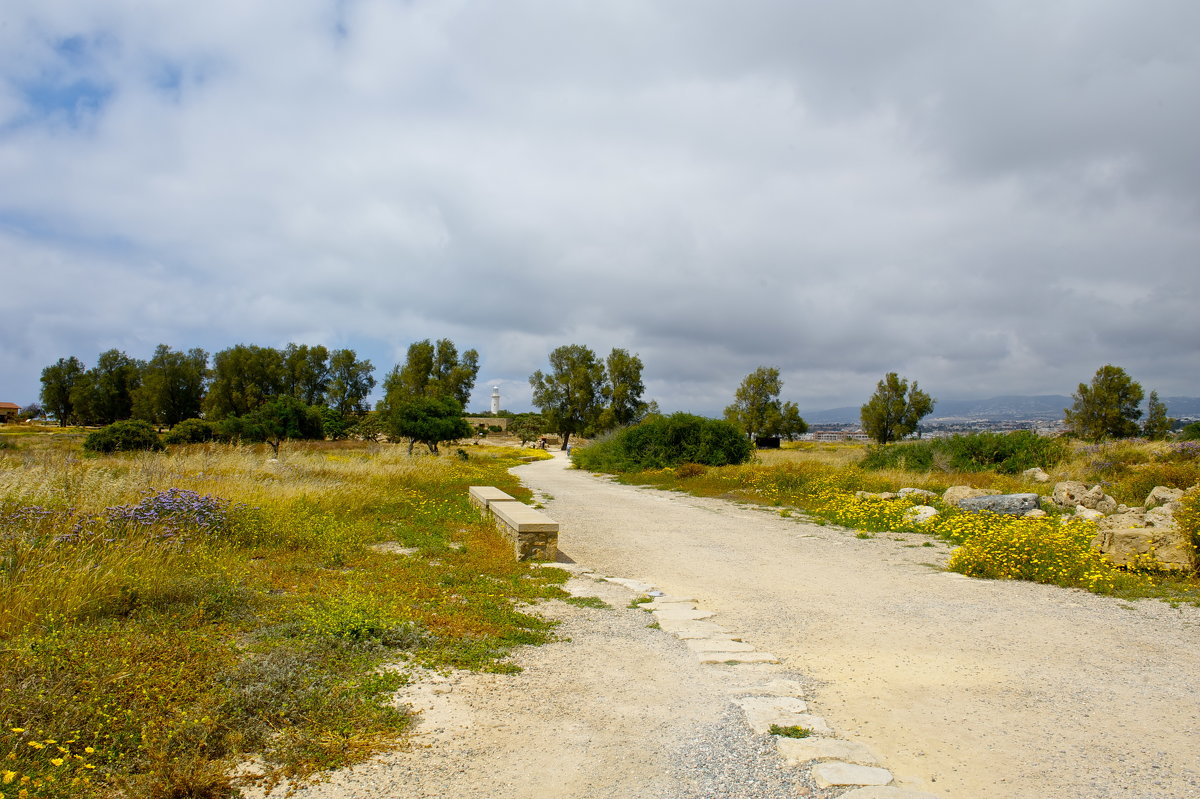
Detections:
[515, 453, 1200, 799]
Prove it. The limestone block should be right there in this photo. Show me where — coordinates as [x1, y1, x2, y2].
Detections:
[856, 491, 900, 500]
[1023, 509, 1048, 518]
[733, 678, 807, 697]
[738, 699, 828, 733]
[942, 486, 1000, 506]
[1052, 481, 1089, 509]
[651, 605, 716, 621]
[1097, 510, 1146, 531]
[1093, 527, 1196, 571]
[898, 487, 939, 500]
[956, 493, 1041, 516]
[653, 618, 729, 638]
[1072, 506, 1106, 521]
[697, 651, 780, 665]
[604, 577, 657, 593]
[737, 696, 810, 732]
[811, 762, 893, 788]
[1081, 485, 1119, 514]
[1022, 467, 1051, 483]
[488, 501, 558, 561]
[1145, 502, 1181, 528]
[468, 485, 515, 512]
[776, 737, 879, 765]
[902, 505, 939, 525]
[685, 637, 755, 653]
[1145, 486, 1185, 510]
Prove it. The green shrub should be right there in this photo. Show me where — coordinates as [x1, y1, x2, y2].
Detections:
[572, 413, 753, 473]
[861, 431, 1067, 474]
[163, 418, 216, 444]
[1179, 422, 1200, 441]
[83, 419, 164, 453]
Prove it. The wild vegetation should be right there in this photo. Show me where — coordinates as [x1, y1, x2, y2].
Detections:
[571, 413, 752, 472]
[576, 432, 1200, 602]
[0, 428, 567, 798]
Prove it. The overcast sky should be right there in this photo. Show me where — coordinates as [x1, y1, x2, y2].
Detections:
[1, 1, 1197, 416]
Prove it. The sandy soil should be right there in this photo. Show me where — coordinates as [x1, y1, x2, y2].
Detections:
[514, 453, 1200, 799]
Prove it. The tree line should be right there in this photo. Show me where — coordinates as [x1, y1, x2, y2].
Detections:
[38, 339, 1181, 455]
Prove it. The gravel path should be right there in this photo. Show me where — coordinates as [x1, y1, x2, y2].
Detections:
[515, 453, 1200, 799]
[264, 452, 1200, 799]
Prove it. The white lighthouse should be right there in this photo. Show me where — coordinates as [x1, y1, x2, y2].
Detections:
[490, 386, 501, 414]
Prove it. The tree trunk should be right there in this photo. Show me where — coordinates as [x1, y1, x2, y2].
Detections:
[561, 432, 571, 451]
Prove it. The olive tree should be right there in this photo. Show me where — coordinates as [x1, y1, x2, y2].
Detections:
[860, 372, 935, 445]
[724, 367, 808, 441]
[529, 344, 606, 450]
[1064, 365, 1143, 441]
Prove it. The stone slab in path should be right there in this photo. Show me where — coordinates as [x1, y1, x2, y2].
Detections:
[697, 651, 781, 665]
[685, 637, 756, 653]
[811, 761, 893, 788]
[775, 737, 879, 766]
[652, 618, 730, 638]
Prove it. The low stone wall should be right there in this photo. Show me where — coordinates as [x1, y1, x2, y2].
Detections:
[469, 485, 559, 561]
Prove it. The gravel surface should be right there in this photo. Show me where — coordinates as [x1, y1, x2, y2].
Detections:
[515, 453, 1200, 799]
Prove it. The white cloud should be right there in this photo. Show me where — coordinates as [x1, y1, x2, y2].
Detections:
[1, 0, 1197, 414]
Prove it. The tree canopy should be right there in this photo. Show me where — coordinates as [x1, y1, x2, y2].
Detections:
[529, 344, 607, 450]
[387, 396, 472, 454]
[723, 367, 808, 441]
[380, 339, 479, 414]
[39, 356, 86, 426]
[1064, 365, 1144, 441]
[860, 372, 935, 445]
[132, 345, 208, 428]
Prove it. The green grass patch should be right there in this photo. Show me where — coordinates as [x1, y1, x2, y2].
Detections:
[769, 724, 814, 738]
[0, 440, 569, 797]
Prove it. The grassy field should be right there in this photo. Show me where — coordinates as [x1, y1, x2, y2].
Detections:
[601, 438, 1200, 604]
[0, 428, 567, 798]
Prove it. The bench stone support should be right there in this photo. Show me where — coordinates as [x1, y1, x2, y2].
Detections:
[468, 486, 558, 561]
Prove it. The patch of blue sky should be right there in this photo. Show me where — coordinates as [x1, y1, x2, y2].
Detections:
[14, 78, 113, 128]
[0, 209, 140, 260]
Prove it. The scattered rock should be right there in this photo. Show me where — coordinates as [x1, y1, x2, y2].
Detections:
[856, 491, 901, 501]
[1072, 506, 1106, 521]
[1023, 467, 1051, 483]
[1023, 508, 1048, 519]
[943, 486, 1000, 506]
[1082, 485, 1119, 514]
[1145, 501, 1181, 528]
[898, 488, 938, 501]
[1052, 481, 1089, 509]
[1092, 527, 1196, 571]
[1145, 486, 1185, 510]
[902, 505, 939, 525]
[1053, 481, 1116, 512]
[955, 493, 1042, 516]
[1097, 511, 1146, 531]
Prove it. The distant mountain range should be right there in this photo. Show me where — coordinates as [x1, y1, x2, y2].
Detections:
[802, 395, 1200, 425]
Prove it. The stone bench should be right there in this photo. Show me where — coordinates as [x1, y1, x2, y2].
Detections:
[469, 486, 559, 561]
[469, 485, 516, 512]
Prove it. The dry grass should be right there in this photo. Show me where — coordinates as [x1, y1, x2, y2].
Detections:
[0, 437, 565, 798]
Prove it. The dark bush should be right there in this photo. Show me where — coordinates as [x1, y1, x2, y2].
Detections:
[861, 431, 1067, 474]
[572, 413, 752, 473]
[1180, 422, 1200, 441]
[83, 419, 164, 453]
[163, 418, 216, 444]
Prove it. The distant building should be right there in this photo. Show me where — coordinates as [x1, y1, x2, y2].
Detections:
[0, 402, 20, 423]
